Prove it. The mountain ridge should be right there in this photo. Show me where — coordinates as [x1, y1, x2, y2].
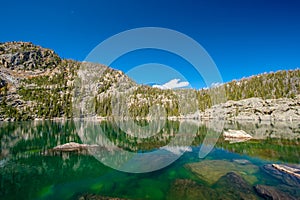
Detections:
[0, 41, 299, 121]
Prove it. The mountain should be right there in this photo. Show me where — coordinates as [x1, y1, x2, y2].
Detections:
[0, 41, 299, 121]
[0, 42, 182, 121]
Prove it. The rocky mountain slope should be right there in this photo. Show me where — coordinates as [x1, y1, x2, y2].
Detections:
[0, 41, 299, 121]
[0, 42, 182, 121]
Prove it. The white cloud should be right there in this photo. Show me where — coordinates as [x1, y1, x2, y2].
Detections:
[152, 79, 189, 89]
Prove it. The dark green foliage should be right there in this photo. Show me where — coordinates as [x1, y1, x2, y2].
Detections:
[94, 95, 112, 117]
[128, 86, 180, 118]
[224, 70, 300, 101]
[197, 90, 212, 112]
[12, 61, 78, 119]
[98, 120, 180, 151]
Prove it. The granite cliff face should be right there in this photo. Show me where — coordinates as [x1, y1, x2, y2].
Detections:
[0, 41, 60, 71]
[199, 95, 300, 121]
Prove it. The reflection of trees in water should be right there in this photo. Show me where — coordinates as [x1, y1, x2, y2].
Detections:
[222, 121, 300, 140]
[0, 120, 299, 198]
[214, 121, 300, 163]
[0, 153, 110, 200]
[1, 120, 299, 164]
[0, 120, 80, 159]
[98, 120, 180, 151]
[78, 120, 206, 152]
[76, 119, 200, 173]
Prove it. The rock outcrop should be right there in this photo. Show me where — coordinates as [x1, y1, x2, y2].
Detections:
[214, 172, 258, 200]
[199, 95, 300, 121]
[0, 42, 60, 71]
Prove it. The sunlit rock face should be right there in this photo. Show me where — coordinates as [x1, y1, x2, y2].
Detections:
[199, 95, 300, 122]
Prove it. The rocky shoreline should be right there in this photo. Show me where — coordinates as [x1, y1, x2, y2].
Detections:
[2, 93, 300, 122]
[198, 95, 300, 122]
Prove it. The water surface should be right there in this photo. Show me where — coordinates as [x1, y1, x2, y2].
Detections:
[0, 120, 299, 199]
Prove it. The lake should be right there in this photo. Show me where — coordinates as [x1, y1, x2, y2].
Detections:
[0, 120, 299, 200]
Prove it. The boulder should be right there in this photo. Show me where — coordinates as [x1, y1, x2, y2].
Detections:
[254, 185, 297, 200]
[223, 129, 252, 139]
[51, 142, 98, 152]
[262, 164, 300, 188]
[223, 129, 252, 143]
[214, 172, 258, 200]
[185, 160, 258, 185]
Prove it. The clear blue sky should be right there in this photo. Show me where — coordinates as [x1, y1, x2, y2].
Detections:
[1, 0, 300, 88]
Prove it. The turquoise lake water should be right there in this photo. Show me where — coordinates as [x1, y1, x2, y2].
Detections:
[0, 120, 299, 199]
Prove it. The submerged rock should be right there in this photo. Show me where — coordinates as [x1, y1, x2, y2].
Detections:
[233, 159, 251, 165]
[214, 172, 258, 200]
[262, 164, 300, 188]
[254, 185, 297, 200]
[167, 179, 218, 200]
[185, 160, 258, 185]
[272, 164, 300, 179]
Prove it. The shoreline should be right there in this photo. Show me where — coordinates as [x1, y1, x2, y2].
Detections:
[1, 95, 299, 123]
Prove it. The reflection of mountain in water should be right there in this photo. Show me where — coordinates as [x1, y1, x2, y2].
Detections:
[194, 120, 300, 140]
[76, 119, 199, 172]
[0, 119, 300, 198]
[213, 121, 300, 163]
[0, 120, 299, 164]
